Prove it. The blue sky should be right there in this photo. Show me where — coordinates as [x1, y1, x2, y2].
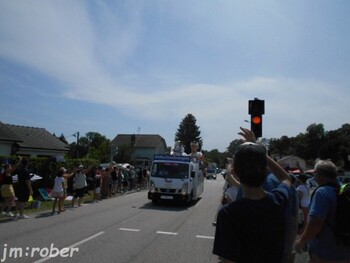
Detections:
[1, 1, 350, 152]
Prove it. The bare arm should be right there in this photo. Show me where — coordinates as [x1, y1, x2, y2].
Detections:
[225, 172, 240, 188]
[295, 216, 325, 253]
[26, 179, 33, 195]
[266, 155, 291, 186]
[238, 127, 256, 143]
[64, 168, 77, 178]
[84, 165, 94, 175]
[10, 156, 22, 173]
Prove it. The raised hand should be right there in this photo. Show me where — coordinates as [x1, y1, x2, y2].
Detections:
[238, 127, 256, 143]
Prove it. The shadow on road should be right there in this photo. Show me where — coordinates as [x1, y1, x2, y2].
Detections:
[35, 211, 54, 218]
[0, 217, 17, 224]
[139, 198, 202, 211]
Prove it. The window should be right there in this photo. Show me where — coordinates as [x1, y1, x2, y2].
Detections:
[151, 163, 189, 179]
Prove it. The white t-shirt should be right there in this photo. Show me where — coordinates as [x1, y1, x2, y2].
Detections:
[297, 184, 310, 208]
[225, 186, 238, 202]
[53, 177, 65, 192]
[74, 172, 87, 189]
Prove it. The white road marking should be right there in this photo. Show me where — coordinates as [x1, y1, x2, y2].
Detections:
[33, 231, 105, 263]
[156, 231, 178, 236]
[119, 228, 141, 232]
[196, 235, 214, 240]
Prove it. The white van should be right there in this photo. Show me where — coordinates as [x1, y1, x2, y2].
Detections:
[148, 154, 204, 204]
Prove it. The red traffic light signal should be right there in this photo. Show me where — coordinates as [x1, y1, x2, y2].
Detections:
[252, 116, 262, 124]
[251, 115, 262, 138]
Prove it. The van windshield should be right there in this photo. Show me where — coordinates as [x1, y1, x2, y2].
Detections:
[151, 163, 189, 179]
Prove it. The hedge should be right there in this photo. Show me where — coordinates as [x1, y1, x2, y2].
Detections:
[0, 156, 98, 189]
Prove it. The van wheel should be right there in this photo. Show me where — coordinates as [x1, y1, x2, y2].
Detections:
[185, 192, 193, 206]
[152, 198, 158, 205]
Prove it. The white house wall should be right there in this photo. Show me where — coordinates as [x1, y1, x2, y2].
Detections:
[0, 142, 12, 155]
[16, 148, 66, 159]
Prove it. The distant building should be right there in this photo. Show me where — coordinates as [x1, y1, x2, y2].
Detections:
[111, 134, 168, 168]
[0, 122, 69, 159]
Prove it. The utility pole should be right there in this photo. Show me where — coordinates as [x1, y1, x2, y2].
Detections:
[73, 132, 80, 158]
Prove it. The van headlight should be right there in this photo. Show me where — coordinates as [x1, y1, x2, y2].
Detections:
[150, 180, 156, 193]
[181, 183, 188, 195]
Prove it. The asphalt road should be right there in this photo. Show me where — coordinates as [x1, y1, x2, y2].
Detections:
[0, 178, 223, 263]
[0, 174, 308, 263]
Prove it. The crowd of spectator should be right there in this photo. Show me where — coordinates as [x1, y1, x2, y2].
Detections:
[85, 162, 150, 201]
[0, 159, 150, 219]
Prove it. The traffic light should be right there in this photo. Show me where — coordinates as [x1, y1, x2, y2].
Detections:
[248, 98, 264, 138]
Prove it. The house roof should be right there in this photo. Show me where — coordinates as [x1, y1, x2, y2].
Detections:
[111, 134, 167, 148]
[0, 122, 68, 151]
[0, 122, 22, 142]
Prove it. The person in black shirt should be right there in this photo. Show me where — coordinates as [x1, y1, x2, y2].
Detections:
[213, 128, 291, 263]
[14, 158, 33, 219]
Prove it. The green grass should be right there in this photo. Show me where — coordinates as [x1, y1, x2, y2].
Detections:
[26, 191, 95, 213]
[1, 188, 143, 221]
[0, 191, 95, 221]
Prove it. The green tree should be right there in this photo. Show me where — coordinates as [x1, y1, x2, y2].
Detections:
[67, 132, 111, 162]
[225, 122, 350, 169]
[58, 133, 68, 144]
[226, 139, 243, 156]
[86, 132, 107, 148]
[339, 124, 350, 168]
[203, 149, 226, 168]
[78, 136, 89, 157]
[304, 123, 325, 160]
[67, 142, 79, 159]
[320, 126, 350, 166]
[89, 140, 111, 163]
[175, 113, 203, 154]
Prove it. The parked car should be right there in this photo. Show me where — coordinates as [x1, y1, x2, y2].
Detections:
[206, 168, 217, 180]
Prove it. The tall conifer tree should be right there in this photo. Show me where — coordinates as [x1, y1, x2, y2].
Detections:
[175, 113, 203, 154]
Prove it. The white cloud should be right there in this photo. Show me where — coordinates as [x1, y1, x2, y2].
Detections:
[1, 1, 349, 151]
